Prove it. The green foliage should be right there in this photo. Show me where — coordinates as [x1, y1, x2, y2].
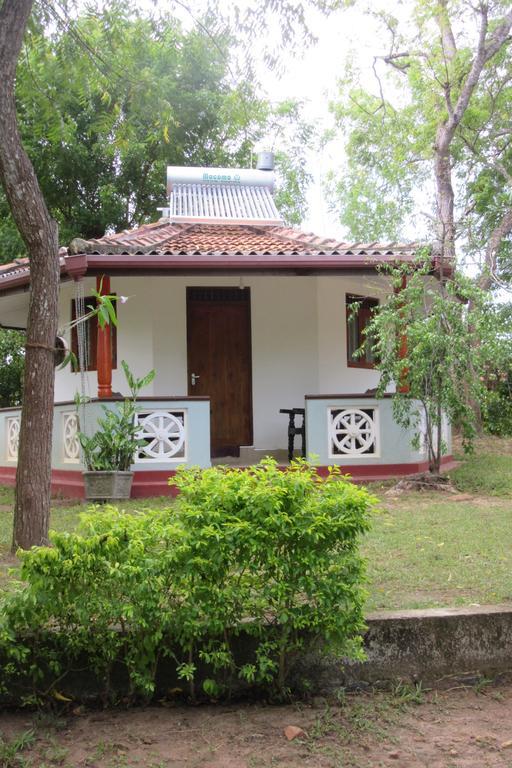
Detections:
[77, 361, 155, 471]
[329, 0, 512, 269]
[482, 386, 512, 437]
[479, 306, 512, 436]
[0, 330, 24, 407]
[367, 261, 506, 472]
[328, 89, 428, 241]
[0, 460, 373, 702]
[0, 2, 311, 261]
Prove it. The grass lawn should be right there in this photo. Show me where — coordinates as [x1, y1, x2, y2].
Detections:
[0, 435, 511, 612]
[364, 435, 512, 610]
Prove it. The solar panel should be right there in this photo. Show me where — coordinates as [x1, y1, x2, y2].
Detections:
[169, 183, 283, 225]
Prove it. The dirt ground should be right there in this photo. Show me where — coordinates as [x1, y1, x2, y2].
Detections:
[3, 680, 512, 767]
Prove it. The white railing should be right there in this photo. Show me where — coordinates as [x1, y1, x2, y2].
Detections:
[328, 406, 379, 458]
[6, 415, 20, 462]
[0, 397, 210, 472]
[134, 409, 187, 462]
[62, 411, 80, 463]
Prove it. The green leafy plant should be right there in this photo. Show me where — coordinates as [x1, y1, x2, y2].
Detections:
[0, 729, 35, 767]
[0, 460, 374, 703]
[77, 361, 155, 471]
[366, 260, 508, 474]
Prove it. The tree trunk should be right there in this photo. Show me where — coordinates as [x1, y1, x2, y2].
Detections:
[433, 135, 456, 264]
[0, 0, 60, 549]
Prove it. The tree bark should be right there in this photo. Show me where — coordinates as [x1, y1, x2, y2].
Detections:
[0, 0, 60, 549]
[479, 207, 512, 291]
[433, 6, 512, 264]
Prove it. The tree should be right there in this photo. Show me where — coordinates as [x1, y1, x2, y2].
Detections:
[329, 1, 512, 284]
[366, 261, 505, 473]
[0, 0, 60, 550]
[0, 2, 312, 261]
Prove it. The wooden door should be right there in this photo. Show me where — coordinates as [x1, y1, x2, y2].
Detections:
[187, 287, 253, 457]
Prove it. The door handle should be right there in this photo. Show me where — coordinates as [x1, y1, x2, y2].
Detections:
[191, 373, 200, 386]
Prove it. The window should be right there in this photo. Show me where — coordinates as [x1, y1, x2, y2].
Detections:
[70, 296, 117, 372]
[346, 294, 379, 368]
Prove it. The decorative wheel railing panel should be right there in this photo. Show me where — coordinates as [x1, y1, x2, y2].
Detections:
[328, 407, 379, 457]
[62, 411, 80, 463]
[134, 410, 187, 462]
[6, 416, 20, 462]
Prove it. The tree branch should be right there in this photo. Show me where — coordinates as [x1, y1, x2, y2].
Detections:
[446, 6, 512, 142]
[479, 207, 512, 290]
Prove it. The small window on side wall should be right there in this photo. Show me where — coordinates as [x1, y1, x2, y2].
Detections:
[346, 294, 379, 369]
[70, 296, 117, 372]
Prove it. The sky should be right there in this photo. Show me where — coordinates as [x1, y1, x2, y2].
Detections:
[227, 3, 386, 239]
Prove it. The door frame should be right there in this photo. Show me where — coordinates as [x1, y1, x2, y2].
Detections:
[186, 286, 254, 454]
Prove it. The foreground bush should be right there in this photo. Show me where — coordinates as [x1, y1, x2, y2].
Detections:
[0, 460, 374, 703]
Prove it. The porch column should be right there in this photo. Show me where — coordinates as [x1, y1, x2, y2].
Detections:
[395, 274, 409, 394]
[96, 275, 112, 398]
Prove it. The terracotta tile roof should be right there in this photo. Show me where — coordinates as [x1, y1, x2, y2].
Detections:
[0, 258, 30, 282]
[67, 221, 419, 258]
[0, 223, 427, 294]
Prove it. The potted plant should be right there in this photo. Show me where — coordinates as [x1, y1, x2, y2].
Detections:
[77, 361, 155, 502]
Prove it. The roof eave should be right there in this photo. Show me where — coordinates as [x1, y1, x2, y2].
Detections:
[0, 252, 452, 296]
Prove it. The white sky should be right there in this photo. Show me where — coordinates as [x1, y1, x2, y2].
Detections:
[236, 4, 389, 239]
[257, 7, 362, 237]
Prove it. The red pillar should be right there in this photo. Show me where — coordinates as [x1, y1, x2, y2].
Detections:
[96, 275, 112, 398]
[395, 274, 409, 394]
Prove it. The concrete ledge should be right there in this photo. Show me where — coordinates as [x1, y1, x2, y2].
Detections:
[335, 604, 512, 688]
[368, 604, 512, 678]
[3, 605, 512, 705]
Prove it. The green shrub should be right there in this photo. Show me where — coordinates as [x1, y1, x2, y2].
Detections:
[482, 386, 512, 437]
[0, 459, 373, 703]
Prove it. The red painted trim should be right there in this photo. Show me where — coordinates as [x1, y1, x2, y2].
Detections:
[0, 466, 16, 486]
[0, 455, 458, 500]
[65, 254, 88, 280]
[305, 393, 391, 399]
[0, 254, 454, 296]
[130, 470, 180, 498]
[315, 455, 457, 481]
[50, 469, 86, 499]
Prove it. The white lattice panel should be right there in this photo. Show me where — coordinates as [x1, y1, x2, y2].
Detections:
[62, 411, 80, 463]
[135, 410, 186, 462]
[6, 416, 20, 462]
[328, 407, 379, 458]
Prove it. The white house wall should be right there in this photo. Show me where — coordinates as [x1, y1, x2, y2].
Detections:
[250, 276, 318, 449]
[0, 291, 30, 328]
[56, 278, 157, 402]
[54, 272, 394, 451]
[317, 274, 392, 394]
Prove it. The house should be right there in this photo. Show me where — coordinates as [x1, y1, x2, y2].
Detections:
[0, 156, 454, 497]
